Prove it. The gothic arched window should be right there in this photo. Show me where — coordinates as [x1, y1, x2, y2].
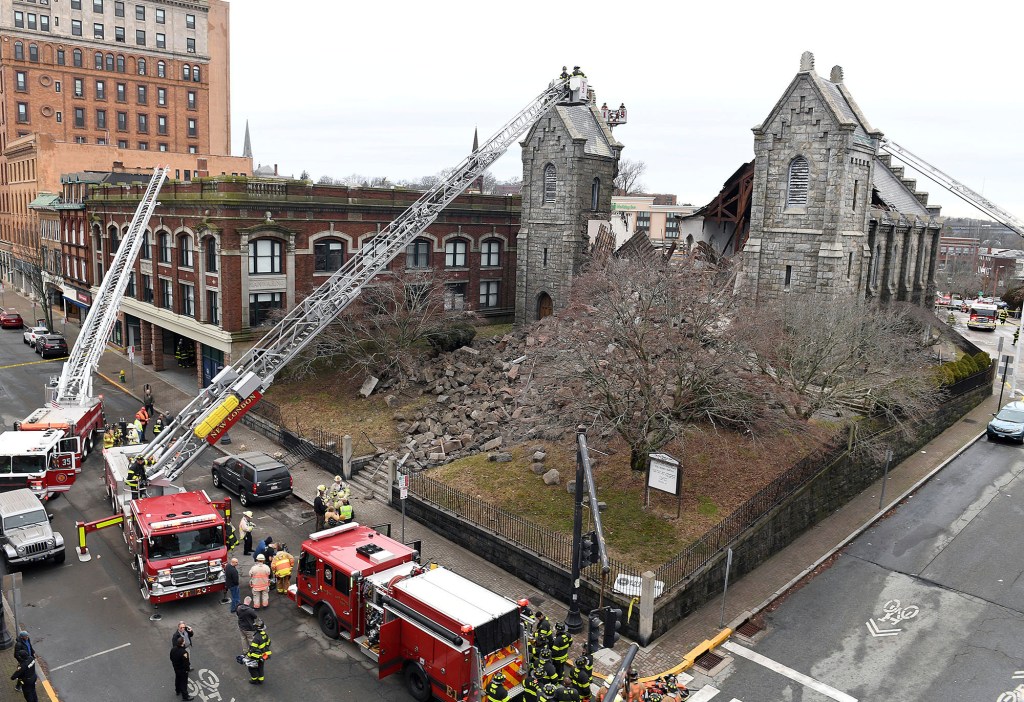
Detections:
[786, 156, 809, 208]
[543, 164, 557, 204]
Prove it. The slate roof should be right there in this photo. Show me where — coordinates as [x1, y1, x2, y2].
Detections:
[558, 104, 615, 158]
[871, 159, 933, 217]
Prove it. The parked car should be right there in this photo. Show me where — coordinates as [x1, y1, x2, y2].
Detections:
[36, 334, 69, 359]
[987, 401, 1024, 442]
[23, 325, 49, 348]
[0, 488, 65, 569]
[211, 451, 292, 506]
[0, 309, 23, 329]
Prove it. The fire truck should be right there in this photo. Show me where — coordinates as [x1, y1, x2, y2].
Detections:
[17, 399, 105, 464]
[76, 72, 591, 605]
[291, 523, 529, 702]
[0, 429, 79, 500]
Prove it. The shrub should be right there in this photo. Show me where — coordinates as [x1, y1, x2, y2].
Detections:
[973, 351, 991, 371]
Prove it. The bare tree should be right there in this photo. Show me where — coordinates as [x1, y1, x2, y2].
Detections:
[733, 297, 941, 437]
[534, 255, 793, 471]
[614, 159, 647, 195]
[18, 228, 56, 332]
[288, 268, 476, 384]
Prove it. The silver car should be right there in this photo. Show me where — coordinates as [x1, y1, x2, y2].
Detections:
[0, 488, 65, 569]
[987, 401, 1024, 442]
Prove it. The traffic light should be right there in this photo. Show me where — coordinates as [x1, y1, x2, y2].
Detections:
[580, 531, 600, 566]
[602, 606, 622, 649]
[587, 610, 603, 652]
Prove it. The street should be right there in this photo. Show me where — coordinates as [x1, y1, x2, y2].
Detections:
[0, 327, 405, 701]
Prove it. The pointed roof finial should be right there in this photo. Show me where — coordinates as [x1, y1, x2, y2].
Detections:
[242, 120, 253, 159]
[799, 51, 815, 72]
[830, 65, 844, 83]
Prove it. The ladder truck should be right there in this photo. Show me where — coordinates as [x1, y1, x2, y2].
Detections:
[2, 168, 168, 500]
[77, 70, 590, 605]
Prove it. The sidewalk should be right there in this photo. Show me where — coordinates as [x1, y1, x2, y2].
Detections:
[0, 289, 999, 677]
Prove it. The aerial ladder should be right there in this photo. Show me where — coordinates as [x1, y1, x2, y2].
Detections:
[56, 167, 170, 405]
[138, 72, 589, 490]
[880, 139, 1024, 238]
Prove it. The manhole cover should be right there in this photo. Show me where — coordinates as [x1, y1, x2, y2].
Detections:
[736, 620, 764, 637]
[693, 651, 724, 672]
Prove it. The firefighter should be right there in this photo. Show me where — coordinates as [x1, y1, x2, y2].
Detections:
[245, 623, 271, 684]
[947, 311, 956, 326]
[226, 523, 239, 551]
[569, 658, 593, 701]
[558, 684, 582, 702]
[625, 670, 643, 702]
[534, 611, 554, 646]
[135, 407, 150, 441]
[577, 644, 595, 678]
[239, 511, 255, 555]
[126, 456, 147, 499]
[527, 635, 541, 663]
[338, 499, 353, 524]
[1015, 327, 1020, 346]
[539, 683, 560, 702]
[536, 648, 559, 687]
[559, 66, 570, 81]
[102, 425, 116, 450]
[329, 474, 350, 504]
[313, 485, 328, 532]
[550, 622, 572, 676]
[523, 672, 541, 702]
[271, 545, 294, 594]
[152, 413, 166, 436]
[125, 422, 140, 445]
[485, 671, 508, 702]
[999, 308, 1009, 324]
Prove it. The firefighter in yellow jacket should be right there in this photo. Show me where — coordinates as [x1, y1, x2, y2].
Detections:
[270, 546, 294, 594]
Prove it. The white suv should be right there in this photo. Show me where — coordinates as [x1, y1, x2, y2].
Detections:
[0, 489, 65, 569]
[23, 325, 49, 348]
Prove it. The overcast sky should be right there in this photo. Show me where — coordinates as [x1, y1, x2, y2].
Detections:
[228, 1, 1024, 224]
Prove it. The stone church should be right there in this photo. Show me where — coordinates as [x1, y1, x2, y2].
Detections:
[515, 86, 622, 322]
[740, 52, 943, 306]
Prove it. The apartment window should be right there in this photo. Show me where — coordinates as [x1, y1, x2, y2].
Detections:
[157, 87, 166, 105]
[137, 58, 146, 75]
[40, 15, 49, 31]
[16, 103, 28, 124]
[116, 55, 124, 72]
[140, 230, 151, 259]
[135, 4, 144, 20]
[481, 239, 501, 267]
[543, 163, 556, 203]
[74, 135, 87, 144]
[444, 239, 467, 267]
[116, 82, 126, 101]
[156, 33, 165, 49]
[157, 61, 166, 78]
[205, 238, 218, 272]
[179, 235, 193, 267]
[72, 0, 82, 8]
[479, 281, 499, 309]
[160, 279, 172, 310]
[158, 231, 171, 263]
[55, 80, 61, 93]
[95, 80, 105, 99]
[135, 29, 144, 45]
[56, 111, 62, 123]
[93, 0, 103, 12]
[187, 118, 197, 137]
[137, 113, 148, 133]
[157, 115, 167, 135]
[187, 91, 196, 109]
[72, 19, 82, 36]
[57, 49, 65, 65]
[114, 1, 124, 17]
[29, 44, 38, 62]
[27, 13, 36, 30]
[787, 156, 810, 208]
[155, 8, 164, 23]
[179, 284, 194, 317]
[109, 227, 119, 253]
[249, 292, 282, 327]
[136, 141, 147, 150]
[95, 109, 106, 129]
[249, 239, 282, 274]
[117, 139, 127, 148]
[183, 65, 191, 81]
[94, 52, 103, 70]
[74, 78, 84, 97]
[137, 84, 147, 104]
[314, 240, 343, 272]
[114, 26, 124, 42]
[74, 107, 85, 127]
[206, 291, 219, 325]
[14, 11, 23, 28]
[186, 13, 195, 29]
[192, 66, 200, 82]
[141, 274, 153, 302]
[158, 142, 167, 152]
[186, 38, 195, 53]
[444, 283, 466, 311]
[665, 217, 679, 239]
[406, 239, 430, 269]
[116, 111, 127, 130]
[15, 72, 27, 92]
[14, 42, 24, 60]
[93, 23, 104, 39]
[188, 145, 197, 154]
[73, 49, 83, 67]
[125, 271, 135, 298]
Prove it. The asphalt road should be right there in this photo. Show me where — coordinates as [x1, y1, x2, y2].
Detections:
[691, 436, 1024, 701]
[0, 328, 406, 701]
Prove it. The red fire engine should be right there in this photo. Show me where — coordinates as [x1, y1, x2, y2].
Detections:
[0, 429, 79, 500]
[290, 523, 529, 702]
[18, 398, 105, 465]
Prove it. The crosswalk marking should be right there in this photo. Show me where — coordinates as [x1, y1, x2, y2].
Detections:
[722, 641, 858, 702]
[687, 686, 720, 701]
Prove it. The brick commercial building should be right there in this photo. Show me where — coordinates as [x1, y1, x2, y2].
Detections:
[84, 177, 521, 386]
[0, 0, 250, 293]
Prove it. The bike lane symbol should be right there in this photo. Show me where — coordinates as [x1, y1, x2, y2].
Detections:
[865, 599, 919, 638]
[187, 668, 237, 702]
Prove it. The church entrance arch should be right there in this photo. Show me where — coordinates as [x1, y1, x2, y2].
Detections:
[537, 292, 553, 319]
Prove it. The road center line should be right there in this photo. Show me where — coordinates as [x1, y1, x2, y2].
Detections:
[50, 642, 132, 672]
[721, 640, 857, 702]
[0, 357, 63, 370]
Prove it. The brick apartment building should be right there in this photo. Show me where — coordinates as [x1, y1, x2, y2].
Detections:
[83, 177, 522, 386]
[0, 0, 250, 292]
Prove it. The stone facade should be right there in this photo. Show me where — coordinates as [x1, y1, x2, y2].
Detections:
[515, 101, 621, 322]
[742, 52, 941, 306]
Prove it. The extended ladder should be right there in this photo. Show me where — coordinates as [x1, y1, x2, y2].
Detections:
[880, 139, 1024, 237]
[56, 167, 169, 405]
[143, 73, 587, 486]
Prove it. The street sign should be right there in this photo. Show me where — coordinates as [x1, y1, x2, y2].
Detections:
[398, 474, 409, 489]
[400, 486, 409, 500]
[127, 345, 135, 364]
